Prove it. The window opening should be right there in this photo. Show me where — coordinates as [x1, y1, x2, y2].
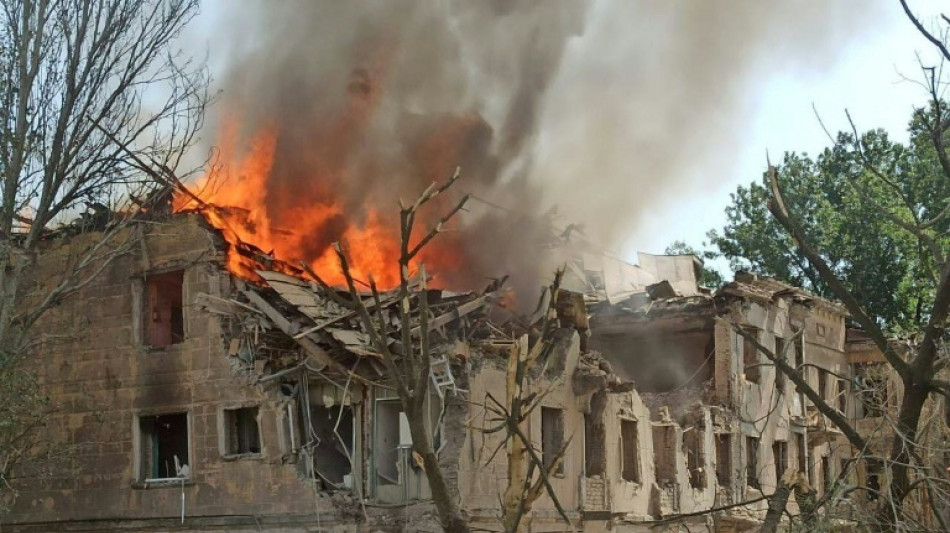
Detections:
[716, 434, 731, 487]
[541, 407, 565, 476]
[145, 270, 184, 347]
[620, 419, 640, 483]
[375, 400, 409, 486]
[821, 455, 832, 493]
[773, 440, 788, 483]
[746, 436, 760, 489]
[310, 404, 355, 486]
[140, 412, 189, 481]
[742, 328, 760, 383]
[224, 407, 261, 455]
[684, 427, 705, 489]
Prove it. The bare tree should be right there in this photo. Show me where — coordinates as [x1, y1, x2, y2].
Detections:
[305, 170, 473, 533]
[757, 60, 950, 523]
[738, 5, 950, 530]
[0, 0, 207, 507]
[479, 270, 573, 533]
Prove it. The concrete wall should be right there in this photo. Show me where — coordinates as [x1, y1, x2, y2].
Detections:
[3, 216, 347, 531]
[460, 333, 586, 531]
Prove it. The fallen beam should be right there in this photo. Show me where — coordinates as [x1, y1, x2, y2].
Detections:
[239, 285, 353, 377]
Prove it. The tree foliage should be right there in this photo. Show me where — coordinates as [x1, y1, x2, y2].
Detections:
[709, 113, 950, 333]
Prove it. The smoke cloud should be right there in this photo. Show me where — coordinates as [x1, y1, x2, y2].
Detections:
[201, 0, 883, 300]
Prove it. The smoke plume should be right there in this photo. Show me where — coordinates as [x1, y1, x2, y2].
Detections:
[201, 0, 882, 300]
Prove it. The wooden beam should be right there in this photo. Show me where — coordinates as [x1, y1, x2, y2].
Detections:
[240, 286, 351, 376]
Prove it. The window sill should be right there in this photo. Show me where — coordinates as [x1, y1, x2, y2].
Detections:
[132, 478, 194, 489]
[619, 480, 643, 489]
[221, 452, 264, 462]
[144, 343, 185, 354]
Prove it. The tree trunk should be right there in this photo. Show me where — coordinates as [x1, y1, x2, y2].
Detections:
[794, 478, 818, 529]
[878, 378, 928, 529]
[761, 471, 794, 533]
[501, 427, 528, 533]
[501, 339, 529, 533]
[406, 395, 470, 533]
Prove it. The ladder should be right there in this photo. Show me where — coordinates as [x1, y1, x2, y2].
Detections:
[430, 354, 460, 398]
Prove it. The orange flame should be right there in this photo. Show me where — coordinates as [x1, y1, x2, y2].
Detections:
[173, 113, 465, 288]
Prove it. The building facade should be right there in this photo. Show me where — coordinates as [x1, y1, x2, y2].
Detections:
[0, 214, 886, 532]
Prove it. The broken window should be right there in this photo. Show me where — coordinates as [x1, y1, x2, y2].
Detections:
[620, 419, 640, 483]
[223, 407, 260, 456]
[818, 369, 828, 402]
[375, 400, 410, 486]
[139, 412, 189, 481]
[683, 427, 705, 489]
[584, 413, 606, 476]
[746, 436, 760, 489]
[310, 404, 355, 487]
[742, 328, 761, 383]
[716, 434, 731, 487]
[772, 440, 788, 482]
[541, 407, 565, 476]
[821, 455, 832, 493]
[796, 433, 807, 477]
[144, 270, 184, 347]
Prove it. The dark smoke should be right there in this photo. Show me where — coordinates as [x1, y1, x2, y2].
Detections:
[205, 0, 883, 300]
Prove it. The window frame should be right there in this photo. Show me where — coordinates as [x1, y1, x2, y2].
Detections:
[742, 327, 761, 384]
[746, 435, 760, 490]
[715, 433, 732, 488]
[134, 410, 192, 484]
[138, 269, 186, 350]
[772, 439, 788, 484]
[541, 406, 566, 477]
[619, 418, 641, 483]
[220, 405, 263, 459]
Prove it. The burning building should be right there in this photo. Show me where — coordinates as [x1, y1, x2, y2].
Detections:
[0, 200, 891, 532]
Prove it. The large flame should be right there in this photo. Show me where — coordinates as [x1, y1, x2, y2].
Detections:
[173, 111, 470, 288]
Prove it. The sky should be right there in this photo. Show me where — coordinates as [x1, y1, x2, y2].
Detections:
[625, 0, 946, 257]
[184, 1, 948, 270]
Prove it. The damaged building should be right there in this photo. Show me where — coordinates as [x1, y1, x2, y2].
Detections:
[1, 212, 886, 532]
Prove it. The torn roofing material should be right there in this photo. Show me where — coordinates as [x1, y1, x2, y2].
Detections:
[234, 265, 499, 379]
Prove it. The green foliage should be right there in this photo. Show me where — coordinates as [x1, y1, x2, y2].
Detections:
[708, 109, 950, 333]
[663, 240, 726, 289]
